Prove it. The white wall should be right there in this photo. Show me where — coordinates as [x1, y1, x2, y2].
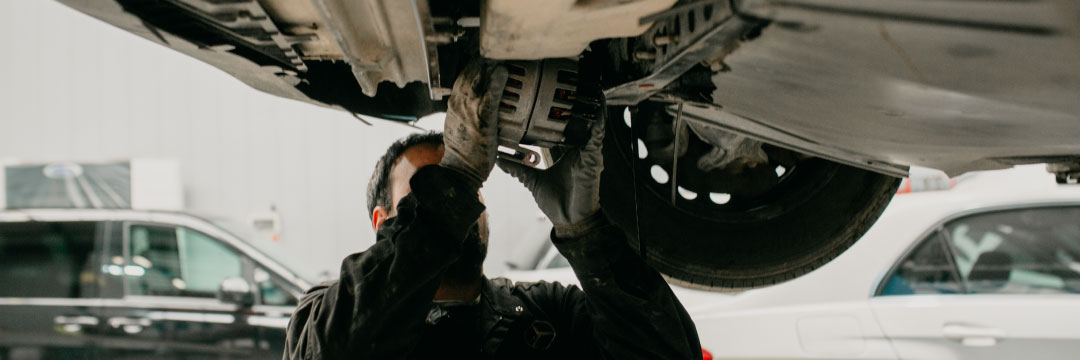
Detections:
[0, 0, 549, 281]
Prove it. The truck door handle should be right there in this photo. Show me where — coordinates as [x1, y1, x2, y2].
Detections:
[108, 316, 152, 334]
[943, 323, 1005, 347]
[54, 315, 100, 333]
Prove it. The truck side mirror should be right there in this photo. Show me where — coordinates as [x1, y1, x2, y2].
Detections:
[217, 277, 254, 307]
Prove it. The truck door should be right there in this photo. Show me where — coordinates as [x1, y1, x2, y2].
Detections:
[96, 222, 262, 359]
[0, 221, 106, 359]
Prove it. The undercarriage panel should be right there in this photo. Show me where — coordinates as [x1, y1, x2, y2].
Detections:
[695, 0, 1080, 175]
[53, 0, 1080, 176]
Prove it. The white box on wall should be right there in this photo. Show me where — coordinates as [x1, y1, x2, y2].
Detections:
[131, 158, 184, 211]
[1, 158, 182, 211]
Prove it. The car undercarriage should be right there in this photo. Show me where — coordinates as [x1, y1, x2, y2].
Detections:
[57, 0, 1080, 289]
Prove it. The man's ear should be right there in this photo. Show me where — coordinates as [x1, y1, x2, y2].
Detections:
[372, 206, 389, 231]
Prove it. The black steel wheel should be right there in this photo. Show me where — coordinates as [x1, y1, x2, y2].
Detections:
[599, 102, 901, 290]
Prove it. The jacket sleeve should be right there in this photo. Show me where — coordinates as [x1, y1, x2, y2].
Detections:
[552, 213, 702, 360]
[283, 165, 486, 359]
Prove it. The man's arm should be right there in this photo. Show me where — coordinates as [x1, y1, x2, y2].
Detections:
[283, 166, 485, 359]
[553, 214, 701, 359]
[511, 216, 701, 359]
[497, 75, 699, 358]
[284, 59, 506, 360]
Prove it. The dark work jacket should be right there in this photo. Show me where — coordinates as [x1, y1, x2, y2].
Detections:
[283, 165, 701, 359]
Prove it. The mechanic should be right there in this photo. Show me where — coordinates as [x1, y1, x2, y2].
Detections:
[284, 60, 701, 359]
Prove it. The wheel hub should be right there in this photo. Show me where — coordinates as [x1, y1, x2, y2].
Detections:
[617, 104, 808, 213]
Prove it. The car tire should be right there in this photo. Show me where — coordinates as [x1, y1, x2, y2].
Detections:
[599, 104, 901, 290]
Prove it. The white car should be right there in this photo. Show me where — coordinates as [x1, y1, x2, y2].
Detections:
[504, 165, 1080, 359]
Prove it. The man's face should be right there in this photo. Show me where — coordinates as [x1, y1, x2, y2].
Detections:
[372, 143, 489, 286]
[387, 143, 445, 217]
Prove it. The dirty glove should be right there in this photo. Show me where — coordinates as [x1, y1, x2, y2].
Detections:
[440, 60, 509, 187]
[497, 113, 606, 238]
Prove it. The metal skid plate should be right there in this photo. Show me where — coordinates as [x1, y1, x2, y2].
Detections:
[481, 0, 677, 60]
[311, 0, 441, 98]
[117, 0, 314, 73]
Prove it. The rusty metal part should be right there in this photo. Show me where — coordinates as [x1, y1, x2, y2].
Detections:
[481, 0, 676, 60]
[258, 0, 344, 61]
[311, 0, 442, 98]
[686, 120, 770, 172]
[1047, 162, 1080, 184]
[605, 0, 760, 105]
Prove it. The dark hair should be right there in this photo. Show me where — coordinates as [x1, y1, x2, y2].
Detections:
[366, 132, 444, 219]
[365, 131, 487, 283]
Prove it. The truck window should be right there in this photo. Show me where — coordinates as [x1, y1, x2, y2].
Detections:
[254, 267, 299, 306]
[126, 224, 243, 298]
[0, 222, 101, 298]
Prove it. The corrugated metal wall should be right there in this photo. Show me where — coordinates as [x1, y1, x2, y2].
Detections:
[0, 0, 550, 281]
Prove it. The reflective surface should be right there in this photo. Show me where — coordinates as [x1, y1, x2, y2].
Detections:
[881, 206, 1080, 296]
[696, 0, 1080, 175]
[0, 215, 301, 359]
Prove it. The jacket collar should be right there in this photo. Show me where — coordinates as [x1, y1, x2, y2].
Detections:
[477, 276, 531, 354]
[481, 276, 530, 318]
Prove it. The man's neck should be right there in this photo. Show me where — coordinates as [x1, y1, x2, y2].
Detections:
[433, 280, 482, 302]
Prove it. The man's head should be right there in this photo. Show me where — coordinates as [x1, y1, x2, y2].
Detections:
[366, 132, 489, 291]
[367, 132, 444, 223]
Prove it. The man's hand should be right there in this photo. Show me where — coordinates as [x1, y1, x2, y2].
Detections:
[498, 111, 606, 238]
[440, 60, 509, 187]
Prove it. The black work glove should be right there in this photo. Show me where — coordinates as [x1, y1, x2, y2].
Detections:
[497, 114, 606, 238]
[440, 60, 509, 187]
